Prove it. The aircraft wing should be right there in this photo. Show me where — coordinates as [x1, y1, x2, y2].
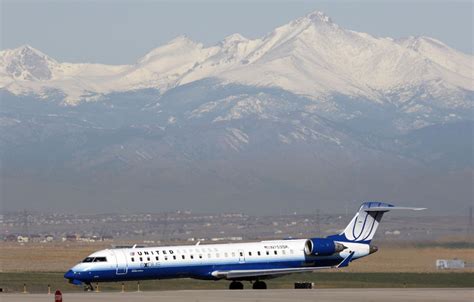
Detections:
[212, 252, 354, 280]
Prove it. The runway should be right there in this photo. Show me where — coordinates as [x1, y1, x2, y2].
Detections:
[1, 288, 473, 302]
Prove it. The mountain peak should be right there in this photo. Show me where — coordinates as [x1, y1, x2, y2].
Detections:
[223, 33, 247, 43]
[3, 44, 56, 81]
[10, 44, 52, 59]
[138, 35, 202, 64]
[168, 35, 199, 46]
[306, 11, 333, 24]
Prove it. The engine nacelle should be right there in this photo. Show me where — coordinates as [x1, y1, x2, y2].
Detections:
[304, 238, 346, 256]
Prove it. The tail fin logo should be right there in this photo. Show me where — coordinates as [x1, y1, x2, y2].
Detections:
[342, 202, 386, 242]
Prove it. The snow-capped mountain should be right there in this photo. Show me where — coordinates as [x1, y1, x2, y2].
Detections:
[1, 11, 472, 107]
[1, 11, 472, 213]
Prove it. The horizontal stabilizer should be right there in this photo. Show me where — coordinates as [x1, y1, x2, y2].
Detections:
[364, 206, 426, 212]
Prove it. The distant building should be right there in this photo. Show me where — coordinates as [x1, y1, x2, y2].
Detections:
[64, 234, 78, 242]
[436, 259, 465, 269]
[5, 234, 17, 242]
[30, 234, 41, 242]
[211, 237, 243, 242]
[17, 235, 29, 243]
[101, 235, 114, 241]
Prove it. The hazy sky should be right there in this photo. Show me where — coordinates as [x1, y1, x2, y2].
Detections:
[1, 0, 472, 64]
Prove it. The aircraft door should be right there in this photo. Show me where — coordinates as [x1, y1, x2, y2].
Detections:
[114, 250, 128, 275]
[238, 249, 245, 264]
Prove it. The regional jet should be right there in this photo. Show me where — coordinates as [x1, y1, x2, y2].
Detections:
[64, 202, 424, 290]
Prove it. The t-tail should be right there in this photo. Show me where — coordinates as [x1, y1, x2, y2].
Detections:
[327, 201, 426, 244]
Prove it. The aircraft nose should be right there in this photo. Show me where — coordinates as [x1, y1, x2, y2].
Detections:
[64, 269, 75, 279]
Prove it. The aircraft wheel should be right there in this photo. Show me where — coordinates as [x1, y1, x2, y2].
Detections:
[84, 282, 94, 291]
[252, 281, 267, 289]
[229, 281, 244, 290]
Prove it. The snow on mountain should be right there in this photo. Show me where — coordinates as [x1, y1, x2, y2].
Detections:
[0, 45, 128, 103]
[0, 11, 472, 107]
[397, 36, 472, 79]
[0, 45, 58, 81]
[121, 35, 219, 91]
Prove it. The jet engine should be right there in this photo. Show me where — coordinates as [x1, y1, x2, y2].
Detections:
[304, 238, 346, 256]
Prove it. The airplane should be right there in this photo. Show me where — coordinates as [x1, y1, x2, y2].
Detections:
[64, 201, 425, 290]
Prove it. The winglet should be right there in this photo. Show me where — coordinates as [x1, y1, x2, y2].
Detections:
[337, 251, 355, 268]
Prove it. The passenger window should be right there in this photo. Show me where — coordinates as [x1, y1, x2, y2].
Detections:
[257, 251, 261, 256]
[155, 256, 159, 261]
[190, 255, 194, 259]
[274, 251, 278, 255]
[224, 253, 228, 258]
[216, 253, 220, 258]
[282, 250, 286, 255]
[173, 256, 176, 260]
[231, 252, 235, 257]
[239, 252, 243, 257]
[147, 257, 150, 261]
[131, 257, 135, 262]
[164, 257, 168, 261]
[248, 252, 252, 256]
[139, 257, 143, 262]
[266, 251, 270, 255]
[199, 255, 203, 259]
[182, 255, 185, 260]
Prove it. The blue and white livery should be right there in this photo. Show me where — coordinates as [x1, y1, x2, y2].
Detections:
[64, 202, 424, 290]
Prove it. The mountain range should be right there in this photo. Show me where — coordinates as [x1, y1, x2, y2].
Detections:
[0, 11, 472, 214]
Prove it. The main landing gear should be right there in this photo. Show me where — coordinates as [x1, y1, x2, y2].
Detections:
[228, 280, 267, 290]
[229, 281, 244, 290]
[252, 281, 267, 290]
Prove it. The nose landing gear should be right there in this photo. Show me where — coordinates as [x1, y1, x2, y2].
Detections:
[84, 282, 94, 291]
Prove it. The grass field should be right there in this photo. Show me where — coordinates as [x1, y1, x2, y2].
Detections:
[0, 272, 473, 293]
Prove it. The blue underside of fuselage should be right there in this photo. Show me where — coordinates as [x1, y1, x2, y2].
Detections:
[66, 258, 343, 283]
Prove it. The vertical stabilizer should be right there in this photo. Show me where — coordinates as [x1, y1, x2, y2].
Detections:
[327, 202, 425, 243]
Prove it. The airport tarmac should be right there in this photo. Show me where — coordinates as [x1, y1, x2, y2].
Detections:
[1, 288, 473, 302]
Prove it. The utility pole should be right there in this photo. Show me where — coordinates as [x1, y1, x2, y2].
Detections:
[21, 209, 29, 238]
[468, 206, 473, 240]
[316, 209, 321, 237]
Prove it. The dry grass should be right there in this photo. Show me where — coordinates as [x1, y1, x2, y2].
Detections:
[1, 242, 473, 273]
[0, 242, 108, 272]
[342, 246, 474, 273]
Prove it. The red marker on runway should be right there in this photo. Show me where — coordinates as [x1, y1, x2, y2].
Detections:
[54, 289, 62, 302]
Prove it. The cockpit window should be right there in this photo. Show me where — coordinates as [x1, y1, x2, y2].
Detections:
[82, 257, 107, 263]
